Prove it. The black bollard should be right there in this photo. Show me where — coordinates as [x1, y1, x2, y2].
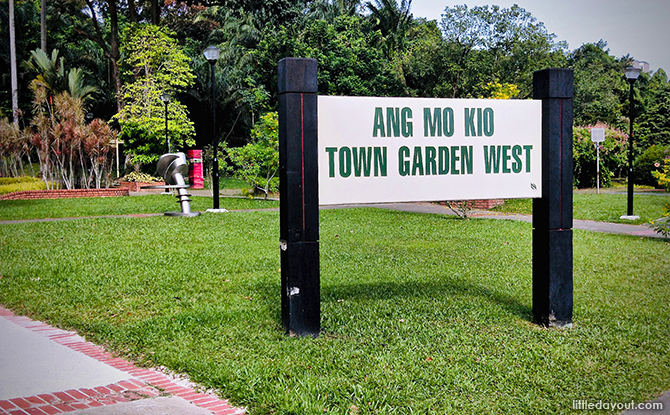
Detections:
[278, 58, 320, 337]
[532, 68, 574, 328]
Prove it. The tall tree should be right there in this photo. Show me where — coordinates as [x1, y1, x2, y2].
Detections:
[308, 0, 362, 20]
[183, 7, 267, 146]
[60, 0, 123, 112]
[9, 0, 19, 126]
[254, 14, 405, 101]
[24, 49, 98, 102]
[439, 4, 566, 98]
[365, 0, 412, 55]
[41, 0, 47, 51]
[115, 24, 196, 164]
[402, 18, 449, 97]
[568, 41, 629, 128]
[637, 69, 670, 148]
[364, 0, 413, 90]
[151, 0, 159, 24]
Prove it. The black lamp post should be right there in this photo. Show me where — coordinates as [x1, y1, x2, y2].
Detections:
[160, 92, 171, 153]
[622, 66, 641, 220]
[204, 46, 221, 209]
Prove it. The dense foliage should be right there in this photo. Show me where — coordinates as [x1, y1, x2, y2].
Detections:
[572, 123, 627, 188]
[115, 24, 196, 164]
[226, 111, 279, 197]
[1, 0, 669, 188]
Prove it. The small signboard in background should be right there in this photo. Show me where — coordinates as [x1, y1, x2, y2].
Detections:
[591, 128, 605, 143]
[591, 128, 605, 193]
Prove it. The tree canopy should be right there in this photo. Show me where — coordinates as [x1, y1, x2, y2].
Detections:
[115, 24, 196, 164]
[1, 0, 669, 179]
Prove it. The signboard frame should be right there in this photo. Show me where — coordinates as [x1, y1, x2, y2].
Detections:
[278, 59, 574, 336]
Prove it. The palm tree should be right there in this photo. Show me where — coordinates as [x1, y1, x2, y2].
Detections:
[195, 9, 265, 137]
[308, 0, 362, 20]
[365, 0, 413, 55]
[67, 68, 98, 102]
[25, 49, 98, 103]
[25, 49, 67, 94]
[365, 0, 413, 89]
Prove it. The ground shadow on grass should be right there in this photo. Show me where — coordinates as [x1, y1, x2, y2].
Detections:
[250, 274, 533, 335]
[322, 278, 532, 322]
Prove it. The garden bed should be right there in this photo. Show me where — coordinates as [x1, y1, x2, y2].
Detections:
[437, 199, 505, 209]
[117, 181, 166, 192]
[0, 188, 129, 200]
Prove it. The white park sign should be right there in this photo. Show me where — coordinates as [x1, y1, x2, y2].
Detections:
[318, 96, 543, 205]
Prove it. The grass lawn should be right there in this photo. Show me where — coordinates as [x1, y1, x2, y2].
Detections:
[204, 176, 250, 190]
[1, 206, 669, 414]
[0, 195, 278, 221]
[492, 193, 669, 225]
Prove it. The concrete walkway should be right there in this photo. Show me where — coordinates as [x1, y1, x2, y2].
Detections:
[0, 307, 246, 414]
[328, 201, 666, 239]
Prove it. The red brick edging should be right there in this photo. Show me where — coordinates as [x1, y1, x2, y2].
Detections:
[0, 307, 245, 415]
[438, 199, 505, 209]
[0, 189, 130, 201]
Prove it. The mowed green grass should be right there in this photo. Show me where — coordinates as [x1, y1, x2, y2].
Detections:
[0, 195, 278, 221]
[493, 193, 669, 225]
[1, 207, 669, 414]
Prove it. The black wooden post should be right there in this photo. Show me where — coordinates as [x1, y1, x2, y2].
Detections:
[278, 58, 320, 337]
[532, 68, 574, 328]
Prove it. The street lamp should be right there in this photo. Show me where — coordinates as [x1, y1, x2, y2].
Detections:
[621, 66, 641, 220]
[203, 46, 221, 209]
[160, 92, 171, 153]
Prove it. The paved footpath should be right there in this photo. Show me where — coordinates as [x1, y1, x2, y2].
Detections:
[330, 201, 667, 239]
[0, 307, 246, 414]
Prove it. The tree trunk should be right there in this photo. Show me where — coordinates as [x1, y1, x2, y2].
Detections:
[151, 0, 159, 25]
[9, 0, 19, 127]
[103, 0, 123, 112]
[83, 0, 123, 112]
[41, 0, 47, 51]
[128, 0, 137, 23]
[109, 0, 122, 112]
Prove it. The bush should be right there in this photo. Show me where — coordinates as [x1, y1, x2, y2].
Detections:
[227, 112, 279, 198]
[573, 123, 627, 188]
[0, 176, 38, 185]
[650, 159, 670, 237]
[0, 176, 47, 195]
[119, 172, 163, 182]
[635, 145, 670, 187]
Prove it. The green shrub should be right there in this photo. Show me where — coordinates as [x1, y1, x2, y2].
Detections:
[0, 176, 47, 195]
[227, 112, 279, 198]
[0, 176, 39, 185]
[652, 215, 670, 237]
[573, 123, 627, 188]
[119, 172, 162, 182]
[636, 145, 670, 187]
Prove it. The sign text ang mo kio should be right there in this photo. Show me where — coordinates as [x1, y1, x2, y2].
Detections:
[318, 96, 542, 205]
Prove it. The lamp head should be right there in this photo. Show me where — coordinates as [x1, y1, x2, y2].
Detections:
[625, 66, 641, 83]
[160, 92, 171, 103]
[203, 46, 221, 64]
